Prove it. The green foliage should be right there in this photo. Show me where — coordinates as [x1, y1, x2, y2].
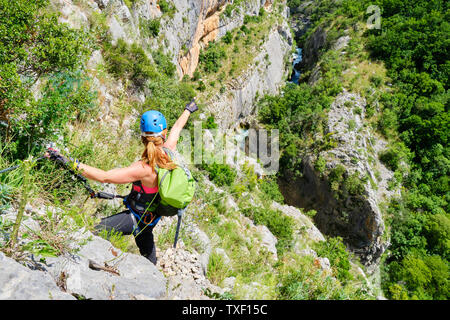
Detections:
[98, 229, 130, 253]
[0, 0, 92, 77]
[144, 75, 196, 128]
[243, 14, 262, 25]
[424, 214, 450, 259]
[349, 0, 450, 300]
[258, 82, 331, 175]
[207, 252, 232, 285]
[152, 48, 177, 78]
[258, 176, 285, 203]
[103, 39, 158, 88]
[222, 31, 233, 44]
[8, 70, 97, 158]
[314, 156, 327, 175]
[140, 18, 160, 38]
[328, 165, 367, 199]
[223, 0, 243, 18]
[277, 255, 369, 300]
[199, 41, 227, 74]
[0, 0, 94, 158]
[242, 207, 294, 255]
[158, 0, 176, 17]
[379, 142, 411, 171]
[313, 237, 353, 283]
[241, 161, 258, 191]
[201, 163, 237, 187]
[386, 250, 449, 300]
[204, 116, 218, 129]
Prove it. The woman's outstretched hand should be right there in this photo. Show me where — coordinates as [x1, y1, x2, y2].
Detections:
[45, 148, 79, 171]
[184, 98, 198, 113]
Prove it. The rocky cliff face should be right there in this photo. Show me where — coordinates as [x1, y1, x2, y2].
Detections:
[178, 0, 275, 78]
[280, 89, 395, 270]
[282, 8, 397, 272]
[1, 0, 380, 300]
[207, 20, 293, 130]
[58, 0, 275, 79]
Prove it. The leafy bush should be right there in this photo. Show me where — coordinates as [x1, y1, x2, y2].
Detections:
[103, 39, 158, 88]
[199, 41, 227, 74]
[158, 0, 175, 16]
[202, 163, 237, 187]
[277, 255, 369, 300]
[223, 0, 243, 18]
[0, 0, 94, 158]
[144, 75, 196, 128]
[222, 31, 233, 44]
[203, 116, 218, 129]
[152, 48, 177, 77]
[258, 176, 285, 203]
[313, 236, 353, 283]
[379, 142, 411, 171]
[242, 207, 294, 254]
[140, 18, 160, 38]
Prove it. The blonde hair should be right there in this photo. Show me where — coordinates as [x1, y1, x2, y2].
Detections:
[141, 129, 177, 170]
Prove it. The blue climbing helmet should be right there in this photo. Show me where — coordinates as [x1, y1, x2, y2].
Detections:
[140, 110, 167, 137]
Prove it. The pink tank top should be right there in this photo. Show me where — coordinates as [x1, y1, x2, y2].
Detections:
[132, 184, 158, 194]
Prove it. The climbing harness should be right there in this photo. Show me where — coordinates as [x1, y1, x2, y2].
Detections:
[123, 181, 161, 237]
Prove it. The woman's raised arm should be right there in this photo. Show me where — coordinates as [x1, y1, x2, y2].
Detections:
[164, 99, 198, 151]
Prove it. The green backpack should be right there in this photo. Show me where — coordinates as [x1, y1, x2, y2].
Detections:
[154, 147, 196, 216]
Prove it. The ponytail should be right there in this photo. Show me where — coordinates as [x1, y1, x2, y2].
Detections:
[141, 129, 177, 170]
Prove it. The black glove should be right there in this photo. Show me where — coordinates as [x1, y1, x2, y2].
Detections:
[47, 148, 79, 171]
[184, 98, 198, 113]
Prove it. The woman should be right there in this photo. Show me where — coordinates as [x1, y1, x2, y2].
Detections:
[46, 100, 198, 264]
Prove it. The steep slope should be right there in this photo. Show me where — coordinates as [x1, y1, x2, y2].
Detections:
[0, 0, 378, 300]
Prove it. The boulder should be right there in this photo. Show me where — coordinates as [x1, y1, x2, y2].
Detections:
[0, 252, 75, 300]
[44, 233, 166, 300]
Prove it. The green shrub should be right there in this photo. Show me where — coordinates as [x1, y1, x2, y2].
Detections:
[140, 18, 160, 38]
[258, 176, 285, 203]
[152, 48, 177, 77]
[8, 70, 97, 158]
[242, 162, 258, 191]
[313, 236, 353, 283]
[202, 163, 237, 187]
[242, 207, 294, 254]
[223, 31, 233, 44]
[314, 156, 327, 175]
[379, 142, 411, 171]
[103, 39, 158, 88]
[277, 255, 368, 300]
[159, 0, 175, 16]
[0, 0, 94, 157]
[199, 41, 226, 73]
[204, 116, 218, 129]
[144, 75, 196, 128]
[207, 252, 231, 285]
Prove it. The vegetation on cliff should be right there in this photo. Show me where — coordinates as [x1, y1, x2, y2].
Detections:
[0, 0, 373, 300]
[279, 0, 449, 300]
